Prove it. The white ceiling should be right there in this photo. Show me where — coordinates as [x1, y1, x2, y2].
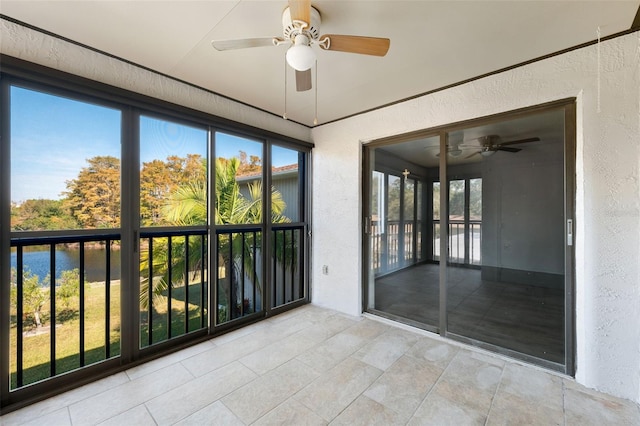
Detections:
[1, 1, 638, 127]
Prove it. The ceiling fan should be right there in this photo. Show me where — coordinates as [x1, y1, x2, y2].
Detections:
[211, 0, 391, 92]
[461, 135, 540, 158]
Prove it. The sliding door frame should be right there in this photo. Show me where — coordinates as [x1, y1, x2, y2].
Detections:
[362, 98, 577, 375]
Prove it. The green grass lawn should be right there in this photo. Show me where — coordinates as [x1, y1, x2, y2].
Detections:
[10, 281, 207, 389]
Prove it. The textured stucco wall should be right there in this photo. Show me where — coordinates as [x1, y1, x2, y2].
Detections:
[311, 32, 640, 402]
[0, 19, 311, 143]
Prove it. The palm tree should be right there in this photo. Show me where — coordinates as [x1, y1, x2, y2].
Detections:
[139, 157, 292, 326]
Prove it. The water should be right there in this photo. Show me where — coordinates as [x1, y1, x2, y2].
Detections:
[10, 247, 122, 283]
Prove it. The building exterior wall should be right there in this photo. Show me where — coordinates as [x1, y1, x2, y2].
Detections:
[311, 32, 640, 402]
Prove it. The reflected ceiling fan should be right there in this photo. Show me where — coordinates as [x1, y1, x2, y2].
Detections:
[211, 0, 390, 92]
[426, 142, 464, 158]
[461, 135, 540, 158]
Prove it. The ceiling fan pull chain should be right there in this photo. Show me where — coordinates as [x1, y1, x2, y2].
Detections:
[597, 26, 601, 114]
[314, 60, 318, 126]
[283, 55, 288, 120]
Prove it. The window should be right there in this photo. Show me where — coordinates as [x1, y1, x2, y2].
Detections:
[1, 66, 311, 410]
[8, 86, 122, 389]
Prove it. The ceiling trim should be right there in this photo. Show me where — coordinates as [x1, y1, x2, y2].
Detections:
[365, 97, 576, 149]
[633, 4, 640, 29]
[318, 27, 640, 129]
[2, 11, 638, 130]
[0, 14, 311, 129]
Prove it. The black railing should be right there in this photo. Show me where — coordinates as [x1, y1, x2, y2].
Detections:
[10, 233, 120, 390]
[215, 226, 262, 324]
[272, 225, 305, 308]
[140, 229, 208, 347]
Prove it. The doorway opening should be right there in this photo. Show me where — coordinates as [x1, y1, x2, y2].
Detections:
[363, 100, 575, 373]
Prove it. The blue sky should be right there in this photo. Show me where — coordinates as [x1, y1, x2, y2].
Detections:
[10, 86, 298, 202]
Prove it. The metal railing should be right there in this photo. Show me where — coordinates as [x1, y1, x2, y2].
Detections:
[215, 224, 306, 324]
[139, 229, 208, 347]
[272, 225, 305, 308]
[215, 226, 262, 324]
[371, 221, 421, 274]
[433, 220, 482, 264]
[10, 233, 120, 390]
[371, 219, 482, 275]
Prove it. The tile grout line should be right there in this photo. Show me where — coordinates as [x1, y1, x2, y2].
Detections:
[406, 346, 458, 423]
[484, 362, 507, 425]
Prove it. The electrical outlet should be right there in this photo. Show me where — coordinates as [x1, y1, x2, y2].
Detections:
[322, 265, 329, 275]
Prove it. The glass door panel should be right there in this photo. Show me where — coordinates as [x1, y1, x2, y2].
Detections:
[214, 133, 264, 324]
[365, 136, 439, 330]
[9, 85, 122, 388]
[138, 115, 208, 347]
[270, 145, 306, 309]
[446, 109, 566, 365]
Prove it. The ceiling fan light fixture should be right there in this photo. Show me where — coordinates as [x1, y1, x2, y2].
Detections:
[286, 34, 316, 71]
[480, 150, 495, 157]
[449, 148, 463, 157]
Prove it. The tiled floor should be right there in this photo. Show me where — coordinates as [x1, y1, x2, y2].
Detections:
[2, 304, 639, 425]
[375, 264, 565, 363]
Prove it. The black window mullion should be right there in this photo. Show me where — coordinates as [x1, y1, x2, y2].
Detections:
[16, 246, 24, 388]
[167, 237, 173, 339]
[148, 238, 153, 346]
[79, 243, 85, 367]
[49, 244, 56, 378]
[185, 235, 190, 334]
[105, 240, 111, 359]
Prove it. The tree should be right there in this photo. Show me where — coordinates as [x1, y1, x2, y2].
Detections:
[57, 269, 81, 311]
[20, 270, 49, 328]
[237, 150, 262, 176]
[11, 199, 78, 231]
[139, 156, 291, 324]
[63, 156, 120, 228]
[140, 155, 206, 226]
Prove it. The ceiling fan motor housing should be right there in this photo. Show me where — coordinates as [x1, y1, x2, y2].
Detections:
[282, 6, 321, 41]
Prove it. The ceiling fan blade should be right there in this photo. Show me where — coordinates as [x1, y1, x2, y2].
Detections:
[465, 151, 480, 159]
[295, 69, 312, 92]
[497, 146, 522, 153]
[319, 34, 390, 56]
[289, 0, 311, 25]
[499, 137, 540, 146]
[211, 37, 282, 51]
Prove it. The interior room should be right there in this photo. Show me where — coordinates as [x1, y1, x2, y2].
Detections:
[1, 1, 640, 423]
[366, 107, 568, 368]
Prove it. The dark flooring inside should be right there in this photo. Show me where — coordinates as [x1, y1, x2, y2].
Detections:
[374, 263, 565, 364]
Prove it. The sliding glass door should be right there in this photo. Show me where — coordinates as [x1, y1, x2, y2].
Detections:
[363, 101, 575, 373]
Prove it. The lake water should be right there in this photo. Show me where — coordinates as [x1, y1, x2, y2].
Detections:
[10, 247, 122, 283]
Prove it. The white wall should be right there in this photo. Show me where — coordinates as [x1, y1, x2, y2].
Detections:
[311, 31, 640, 402]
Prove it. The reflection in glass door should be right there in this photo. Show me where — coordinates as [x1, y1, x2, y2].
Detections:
[446, 112, 567, 366]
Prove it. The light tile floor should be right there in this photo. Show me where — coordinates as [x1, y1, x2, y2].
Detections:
[2, 304, 639, 425]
